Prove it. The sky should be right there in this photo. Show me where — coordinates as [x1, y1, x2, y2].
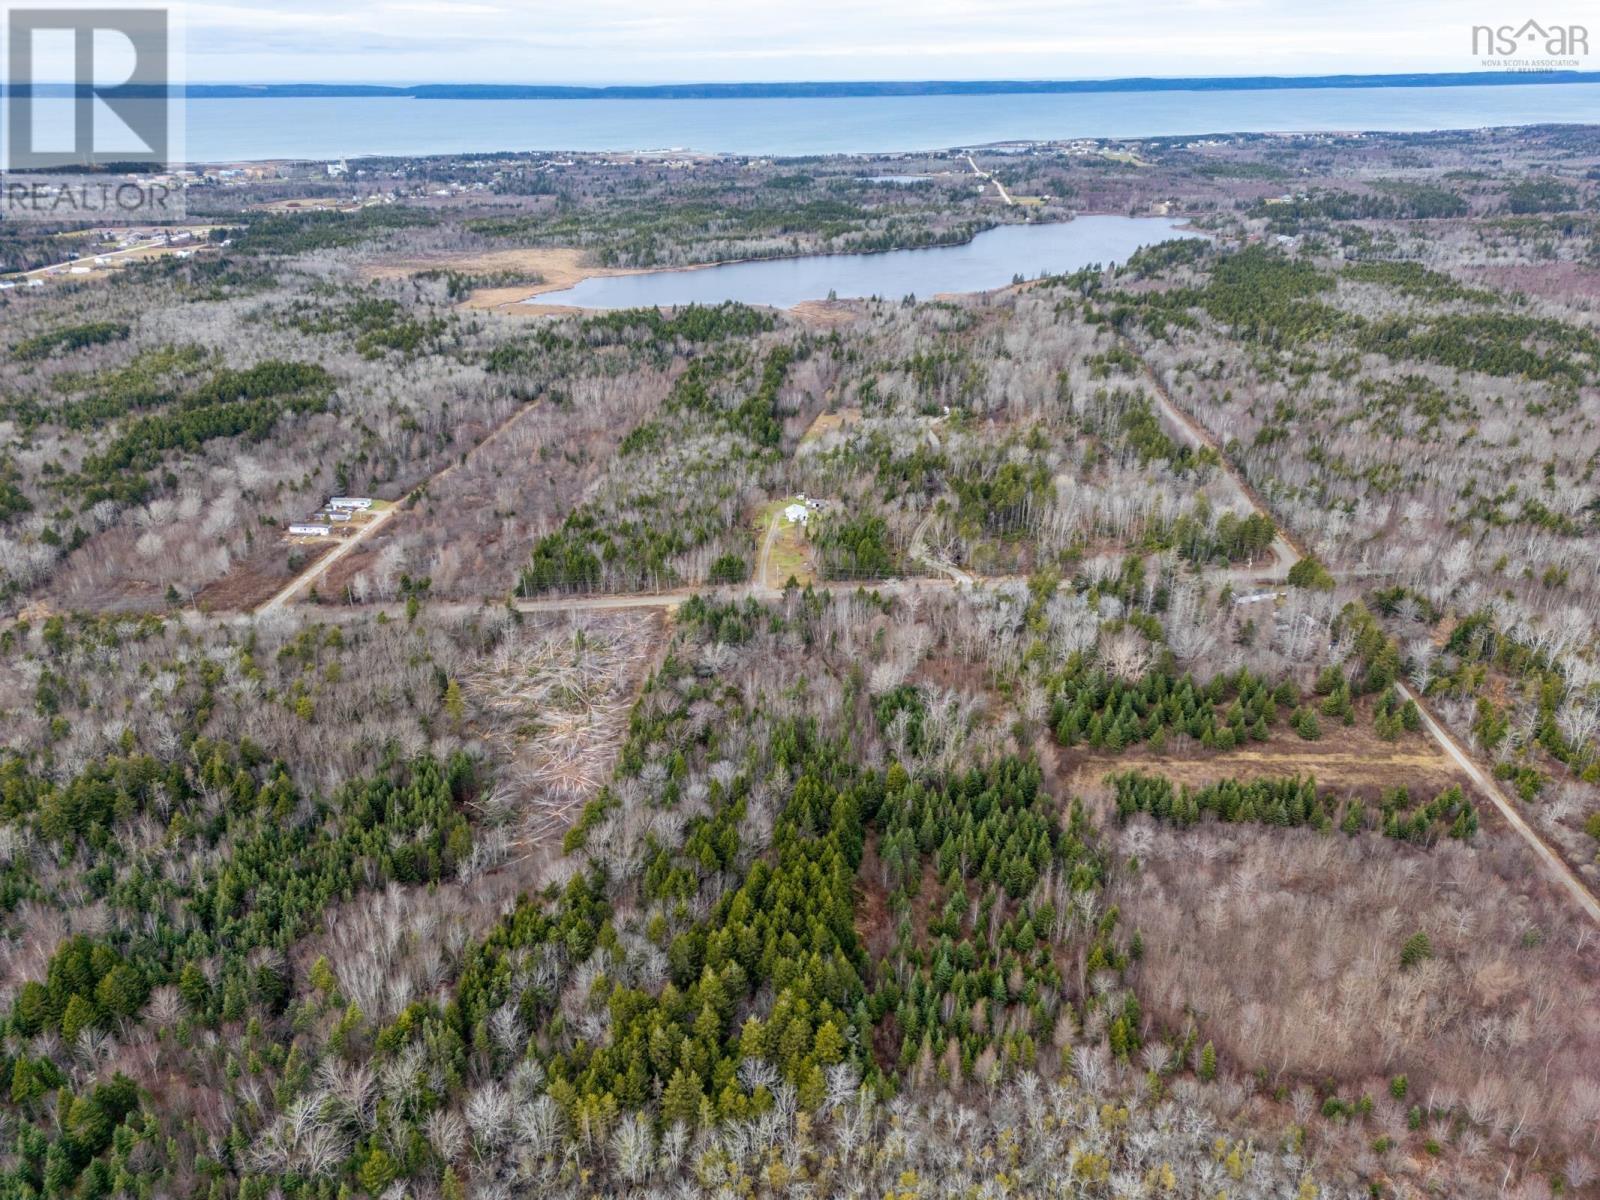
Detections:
[15, 0, 1600, 84]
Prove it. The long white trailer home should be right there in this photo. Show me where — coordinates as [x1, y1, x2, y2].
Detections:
[328, 496, 373, 510]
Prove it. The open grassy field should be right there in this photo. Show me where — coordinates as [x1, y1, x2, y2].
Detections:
[754, 497, 818, 589]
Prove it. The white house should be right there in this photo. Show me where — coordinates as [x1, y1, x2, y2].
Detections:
[328, 496, 373, 510]
[289, 523, 332, 536]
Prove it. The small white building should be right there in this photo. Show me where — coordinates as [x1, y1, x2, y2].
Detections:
[328, 496, 373, 511]
[289, 523, 331, 536]
[783, 503, 809, 524]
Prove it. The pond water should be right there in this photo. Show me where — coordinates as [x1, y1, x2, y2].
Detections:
[530, 215, 1199, 310]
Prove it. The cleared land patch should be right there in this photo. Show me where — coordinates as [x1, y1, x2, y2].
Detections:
[1058, 716, 1466, 804]
[755, 497, 819, 590]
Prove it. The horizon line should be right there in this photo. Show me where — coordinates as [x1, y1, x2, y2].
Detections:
[10, 68, 1600, 98]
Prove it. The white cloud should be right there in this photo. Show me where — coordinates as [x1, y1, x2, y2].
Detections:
[173, 0, 1600, 83]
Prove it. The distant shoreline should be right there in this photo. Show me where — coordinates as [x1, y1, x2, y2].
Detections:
[11, 70, 1600, 100]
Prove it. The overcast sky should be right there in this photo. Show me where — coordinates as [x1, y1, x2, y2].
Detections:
[27, 0, 1600, 84]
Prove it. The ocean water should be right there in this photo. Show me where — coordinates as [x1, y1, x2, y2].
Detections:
[531, 215, 1200, 309]
[180, 82, 1600, 162]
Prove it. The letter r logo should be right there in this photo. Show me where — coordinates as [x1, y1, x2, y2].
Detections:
[3, 7, 169, 169]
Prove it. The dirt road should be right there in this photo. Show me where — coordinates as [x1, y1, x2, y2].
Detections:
[965, 154, 1016, 206]
[514, 589, 697, 614]
[1129, 345, 1600, 926]
[13, 228, 220, 283]
[256, 507, 397, 615]
[253, 395, 548, 616]
[1129, 345, 1304, 582]
[1397, 681, 1600, 923]
[756, 507, 785, 596]
[909, 510, 974, 587]
[214, 320, 1600, 926]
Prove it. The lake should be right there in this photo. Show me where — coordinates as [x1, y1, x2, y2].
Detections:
[529, 215, 1199, 310]
[179, 83, 1600, 162]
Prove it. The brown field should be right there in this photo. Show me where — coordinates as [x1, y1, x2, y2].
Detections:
[361, 246, 626, 312]
[255, 198, 354, 213]
[789, 299, 863, 328]
[195, 542, 334, 612]
[1058, 718, 1467, 804]
[362, 245, 591, 283]
[799, 406, 863, 445]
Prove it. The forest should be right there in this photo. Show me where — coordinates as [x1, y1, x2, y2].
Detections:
[0, 123, 1595, 1200]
